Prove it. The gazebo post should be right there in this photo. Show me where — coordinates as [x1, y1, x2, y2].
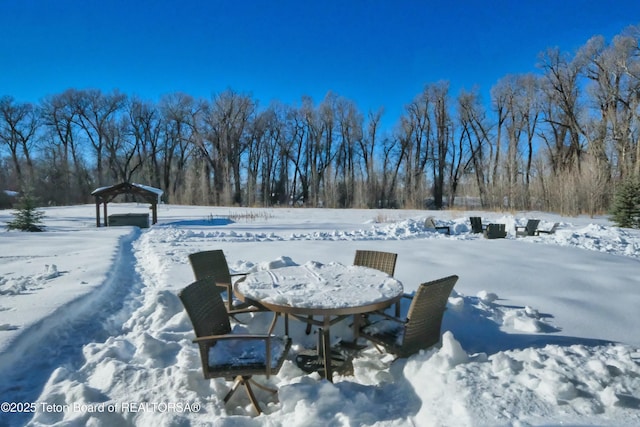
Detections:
[151, 203, 158, 224]
[95, 200, 101, 227]
[103, 203, 108, 227]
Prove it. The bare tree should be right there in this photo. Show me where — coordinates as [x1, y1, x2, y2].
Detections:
[73, 89, 127, 186]
[128, 97, 162, 187]
[299, 94, 336, 207]
[198, 90, 255, 205]
[491, 74, 541, 209]
[398, 88, 431, 208]
[397, 82, 452, 209]
[281, 104, 308, 205]
[246, 107, 270, 206]
[158, 92, 199, 203]
[334, 96, 363, 207]
[40, 90, 93, 203]
[358, 108, 384, 208]
[430, 82, 452, 209]
[538, 47, 586, 173]
[0, 96, 39, 190]
[256, 103, 288, 206]
[104, 114, 144, 183]
[457, 89, 493, 207]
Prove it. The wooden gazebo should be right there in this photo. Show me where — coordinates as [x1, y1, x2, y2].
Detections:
[91, 182, 163, 227]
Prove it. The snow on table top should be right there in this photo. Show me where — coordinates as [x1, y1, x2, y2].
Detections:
[236, 261, 403, 310]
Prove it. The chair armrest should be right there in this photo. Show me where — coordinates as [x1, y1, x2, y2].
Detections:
[193, 333, 274, 344]
[365, 310, 407, 324]
[230, 272, 248, 278]
[193, 313, 284, 344]
[536, 228, 556, 235]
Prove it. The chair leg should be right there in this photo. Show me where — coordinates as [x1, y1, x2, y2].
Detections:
[223, 375, 278, 415]
[370, 342, 385, 354]
[285, 313, 289, 336]
[229, 313, 246, 324]
[249, 378, 278, 394]
[305, 315, 313, 334]
[223, 376, 244, 404]
[242, 378, 262, 415]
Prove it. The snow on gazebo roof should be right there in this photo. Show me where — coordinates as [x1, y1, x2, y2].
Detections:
[91, 182, 163, 204]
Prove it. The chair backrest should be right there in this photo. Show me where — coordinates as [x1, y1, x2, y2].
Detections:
[424, 216, 436, 229]
[179, 278, 231, 338]
[525, 219, 540, 235]
[188, 250, 232, 287]
[401, 275, 459, 357]
[469, 217, 483, 233]
[353, 250, 397, 277]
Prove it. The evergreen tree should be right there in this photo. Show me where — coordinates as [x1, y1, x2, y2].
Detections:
[5, 194, 46, 232]
[610, 176, 640, 229]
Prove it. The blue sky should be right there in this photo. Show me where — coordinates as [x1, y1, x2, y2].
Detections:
[1, 0, 639, 131]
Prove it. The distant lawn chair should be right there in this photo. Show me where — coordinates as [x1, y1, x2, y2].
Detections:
[469, 217, 485, 234]
[536, 222, 560, 235]
[424, 216, 451, 235]
[483, 223, 507, 239]
[515, 219, 540, 237]
[178, 279, 291, 415]
[359, 275, 459, 358]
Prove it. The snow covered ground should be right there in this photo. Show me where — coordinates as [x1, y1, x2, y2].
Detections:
[0, 203, 639, 426]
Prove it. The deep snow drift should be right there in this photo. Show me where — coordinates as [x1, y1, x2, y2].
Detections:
[0, 204, 639, 426]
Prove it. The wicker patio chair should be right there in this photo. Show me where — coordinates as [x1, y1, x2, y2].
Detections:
[515, 219, 540, 237]
[353, 250, 400, 317]
[353, 250, 398, 276]
[179, 279, 291, 415]
[188, 249, 264, 315]
[359, 275, 459, 358]
[469, 216, 485, 234]
[483, 223, 507, 239]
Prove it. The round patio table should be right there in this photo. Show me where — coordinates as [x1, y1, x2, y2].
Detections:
[234, 261, 404, 381]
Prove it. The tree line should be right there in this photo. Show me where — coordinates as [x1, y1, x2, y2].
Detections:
[1, 25, 639, 214]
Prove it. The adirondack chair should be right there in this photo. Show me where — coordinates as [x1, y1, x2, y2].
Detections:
[515, 219, 540, 237]
[424, 216, 451, 235]
[469, 217, 485, 234]
[536, 222, 560, 235]
[484, 223, 507, 239]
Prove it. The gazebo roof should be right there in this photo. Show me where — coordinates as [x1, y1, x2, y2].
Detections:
[91, 182, 163, 204]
